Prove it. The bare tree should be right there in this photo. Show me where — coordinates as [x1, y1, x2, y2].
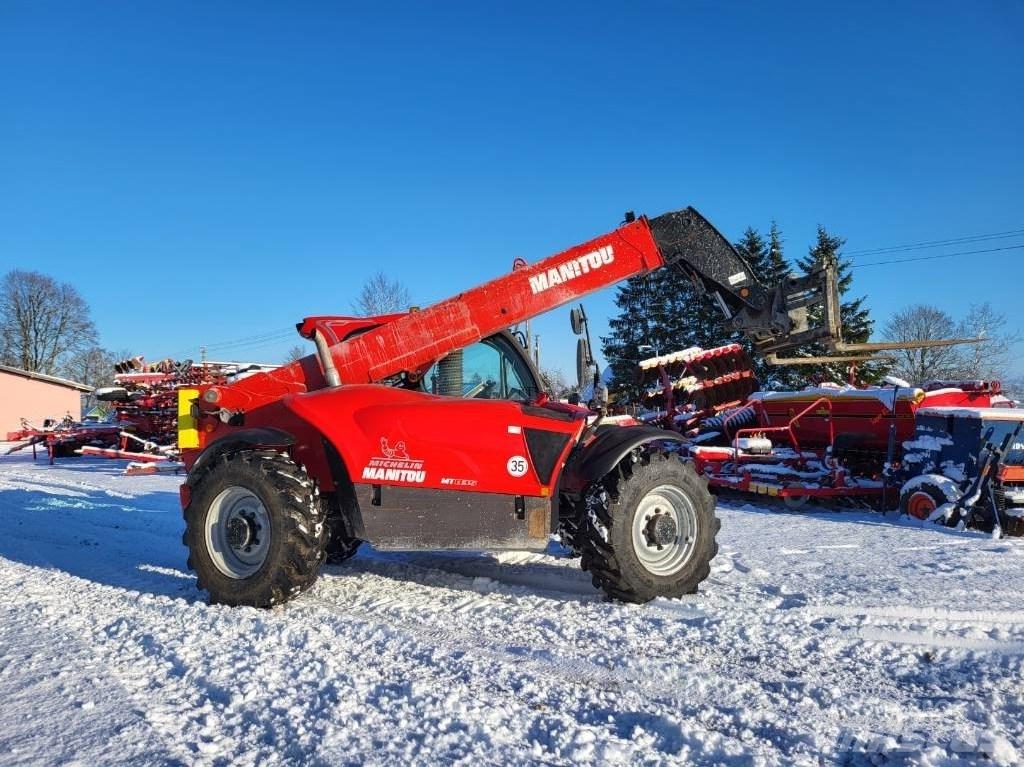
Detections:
[285, 345, 308, 363]
[62, 346, 118, 412]
[0, 270, 97, 374]
[352, 272, 411, 316]
[882, 304, 962, 385]
[540, 367, 572, 398]
[1002, 375, 1024, 403]
[955, 302, 1022, 382]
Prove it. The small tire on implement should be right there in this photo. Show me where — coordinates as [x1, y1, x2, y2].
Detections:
[782, 485, 810, 510]
[182, 449, 327, 607]
[578, 450, 719, 603]
[899, 479, 951, 523]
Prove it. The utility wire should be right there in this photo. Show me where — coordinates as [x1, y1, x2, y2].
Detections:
[850, 243, 1024, 268]
[847, 228, 1024, 257]
[169, 327, 295, 359]
[204, 331, 296, 352]
[161, 228, 1024, 358]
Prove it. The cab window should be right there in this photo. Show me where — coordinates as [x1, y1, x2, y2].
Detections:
[426, 337, 538, 401]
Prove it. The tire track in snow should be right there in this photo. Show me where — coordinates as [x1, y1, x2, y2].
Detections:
[851, 628, 1024, 654]
[810, 605, 1024, 626]
[302, 564, 1011, 763]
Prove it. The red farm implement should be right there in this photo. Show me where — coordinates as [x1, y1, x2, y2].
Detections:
[4, 358, 275, 471]
[635, 344, 760, 432]
[5, 416, 123, 464]
[90, 357, 279, 468]
[684, 379, 1009, 511]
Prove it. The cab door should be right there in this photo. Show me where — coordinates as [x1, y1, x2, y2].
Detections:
[354, 333, 575, 550]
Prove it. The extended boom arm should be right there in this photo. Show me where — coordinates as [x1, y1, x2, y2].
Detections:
[306, 206, 840, 386]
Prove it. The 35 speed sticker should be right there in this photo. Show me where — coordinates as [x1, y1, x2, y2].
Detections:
[506, 455, 529, 478]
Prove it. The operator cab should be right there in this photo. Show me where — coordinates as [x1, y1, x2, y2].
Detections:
[420, 331, 541, 402]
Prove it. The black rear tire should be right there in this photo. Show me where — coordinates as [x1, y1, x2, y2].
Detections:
[556, 494, 586, 557]
[182, 449, 327, 607]
[578, 450, 719, 603]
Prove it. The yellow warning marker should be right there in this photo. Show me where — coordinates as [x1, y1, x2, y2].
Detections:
[177, 388, 200, 449]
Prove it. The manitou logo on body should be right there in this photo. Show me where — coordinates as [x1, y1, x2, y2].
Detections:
[362, 465, 426, 483]
[528, 245, 614, 294]
[362, 437, 426, 484]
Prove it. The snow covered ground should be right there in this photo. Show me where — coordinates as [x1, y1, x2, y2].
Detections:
[1, 450, 1022, 766]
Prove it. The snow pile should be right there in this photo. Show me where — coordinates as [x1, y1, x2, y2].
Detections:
[0, 452, 1022, 765]
[902, 433, 955, 453]
[749, 385, 921, 407]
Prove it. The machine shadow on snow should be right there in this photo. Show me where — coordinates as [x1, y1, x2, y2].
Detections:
[0, 479, 204, 603]
[333, 541, 606, 604]
[718, 495, 991, 539]
[0, 466, 606, 606]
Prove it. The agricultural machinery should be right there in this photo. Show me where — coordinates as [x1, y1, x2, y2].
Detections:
[646, 365, 1022, 534]
[86, 358, 277, 473]
[897, 403, 1024, 535]
[5, 415, 123, 463]
[4, 357, 278, 473]
[177, 205, 856, 607]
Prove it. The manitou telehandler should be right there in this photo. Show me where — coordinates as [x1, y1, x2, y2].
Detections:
[177, 206, 843, 606]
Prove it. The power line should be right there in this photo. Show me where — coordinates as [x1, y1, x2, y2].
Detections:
[204, 328, 294, 350]
[205, 331, 296, 352]
[851, 243, 1024, 268]
[847, 228, 1024, 257]
[168, 327, 295, 359]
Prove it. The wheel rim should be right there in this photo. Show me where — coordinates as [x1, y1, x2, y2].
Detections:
[630, 484, 699, 577]
[906, 490, 937, 521]
[205, 486, 272, 579]
[783, 489, 810, 510]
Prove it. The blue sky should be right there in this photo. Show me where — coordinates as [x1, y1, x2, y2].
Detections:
[2, 2, 1022, 378]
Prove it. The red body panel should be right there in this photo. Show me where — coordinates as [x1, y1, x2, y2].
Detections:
[185, 216, 667, 485]
[282, 385, 587, 497]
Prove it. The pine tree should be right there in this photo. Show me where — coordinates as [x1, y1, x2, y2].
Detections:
[736, 227, 769, 283]
[765, 221, 791, 287]
[733, 224, 806, 389]
[733, 227, 774, 386]
[602, 267, 731, 402]
[755, 221, 807, 388]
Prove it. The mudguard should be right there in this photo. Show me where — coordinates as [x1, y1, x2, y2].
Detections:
[187, 427, 296, 481]
[559, 425, 688, 493]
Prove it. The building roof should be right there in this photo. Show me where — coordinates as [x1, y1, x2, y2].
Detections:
[0, 364, 93, 392]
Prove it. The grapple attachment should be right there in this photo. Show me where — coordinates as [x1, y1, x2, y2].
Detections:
[647, 208, 844, 357]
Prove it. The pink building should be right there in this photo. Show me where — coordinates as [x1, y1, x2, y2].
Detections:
[0, 365, 91, 437]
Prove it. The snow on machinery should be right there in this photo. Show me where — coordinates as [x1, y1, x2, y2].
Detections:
[896, 404, 1024, 536]
[635, 344, 760, 431]
[4, 415, 124, 464]
[642, 359, 1024, 535]
[177, 205, 856, 608]
[83, 357, 278, 473]
[686, 379, 1000, 504]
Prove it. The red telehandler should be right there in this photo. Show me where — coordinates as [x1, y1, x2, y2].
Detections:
[178, 206, 842, 606]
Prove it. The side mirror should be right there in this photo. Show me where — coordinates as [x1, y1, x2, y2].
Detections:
[576, 338, 592, 391]
[570, 306, 585, 336]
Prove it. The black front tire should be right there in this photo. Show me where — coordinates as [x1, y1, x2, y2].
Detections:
[578, 450, 719, 603]
[320, 491, 363, 565]
[182, 449, 327, 607]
